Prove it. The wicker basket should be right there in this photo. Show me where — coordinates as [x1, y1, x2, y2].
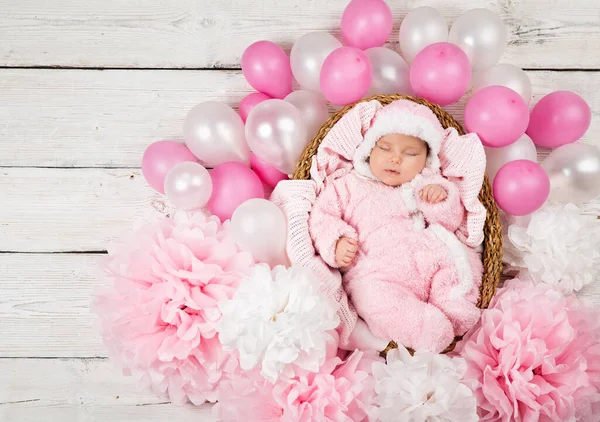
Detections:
[291, 94, 503, 355]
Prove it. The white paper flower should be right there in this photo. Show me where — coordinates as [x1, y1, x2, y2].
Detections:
[217, 264, 340, 382]
[503, 203, 600, 294]
[370, 346, 478, 422]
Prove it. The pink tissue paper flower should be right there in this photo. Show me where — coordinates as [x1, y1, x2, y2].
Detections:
[214, 349, 382, 422]
[92, 211, 254, 405]
[457, 279, 600, 422]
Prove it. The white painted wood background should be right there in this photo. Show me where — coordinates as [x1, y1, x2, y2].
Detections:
[1, 0, 599, 421]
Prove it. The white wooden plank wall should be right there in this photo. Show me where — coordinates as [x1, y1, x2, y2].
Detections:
[1, 1, 599, 420]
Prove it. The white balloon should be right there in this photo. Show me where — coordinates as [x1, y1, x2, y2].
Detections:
[245, 99, 308, 174]
[164, 162, 213, 210]
[290, 32, 342, 92]
[542, 143, 600, 204]
[284, 90, 329, 142]
[183, 101, 250, 167]
[399, 6, 448, 63]
[231, 198, 287, 266]
[449, 8, 507, 71]
[364, 47, 412, 96]
[473, 64, 532, 104]
[484, 134, 538, 184]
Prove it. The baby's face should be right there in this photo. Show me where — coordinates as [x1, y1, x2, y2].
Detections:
[369, 133, 428, 186]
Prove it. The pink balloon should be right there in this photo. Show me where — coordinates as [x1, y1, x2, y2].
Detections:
[141, 140, 197, 194]
[493, 160, 550, 216]
[241, 41, 293, 99]
[320, 47, 372, 106]
[207, 162, 264, 221]
[409, 42, 471, 106]
[341, 0, 393, 50]
[526, 91, 591, 148]
[250, 153, 288, 188]
[465, 85, 530, 148]
[239, 92, 271, 123]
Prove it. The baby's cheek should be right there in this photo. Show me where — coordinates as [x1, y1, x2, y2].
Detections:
[369, 156, 383, 170]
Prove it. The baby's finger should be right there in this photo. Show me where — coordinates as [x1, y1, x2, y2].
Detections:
[347, 238, 358, 246]
[347, 244, 358, 252]
[432, 191, 442, 203]
[427, 189, 435, 202]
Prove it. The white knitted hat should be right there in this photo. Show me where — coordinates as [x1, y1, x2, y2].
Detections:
[353, 100, 446, 179]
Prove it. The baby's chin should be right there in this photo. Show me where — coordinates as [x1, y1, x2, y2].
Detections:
[371, 168, 415, 186]
[378, 174, 408, 187]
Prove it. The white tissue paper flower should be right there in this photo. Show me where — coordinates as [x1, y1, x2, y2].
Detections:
[370, 346, 478, 422]
[217, 264, 340, 382]
[503, 203, 600, 294]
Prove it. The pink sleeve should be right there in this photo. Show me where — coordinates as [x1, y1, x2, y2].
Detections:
[271, 180, 358, 343]
[309, 179, 357, 268]
[415, 174, 465, 233]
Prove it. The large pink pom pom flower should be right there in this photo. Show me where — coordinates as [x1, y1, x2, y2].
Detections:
[457, 279, 600, 422]
[214, 350, 382, 421]
[93, 211, 254, 405]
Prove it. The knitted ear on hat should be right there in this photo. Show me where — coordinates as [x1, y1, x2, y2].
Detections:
[440, 126, 487, 248]
[310, 100, 383, 191]
[352, 100, 446, 178]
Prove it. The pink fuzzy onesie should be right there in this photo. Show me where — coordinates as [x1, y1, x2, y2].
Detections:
[308, 101, 484, 353]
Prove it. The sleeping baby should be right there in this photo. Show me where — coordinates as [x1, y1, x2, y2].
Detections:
[308, 100, 483, 353]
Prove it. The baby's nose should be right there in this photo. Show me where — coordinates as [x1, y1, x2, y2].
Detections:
[391, 156, 401, 164]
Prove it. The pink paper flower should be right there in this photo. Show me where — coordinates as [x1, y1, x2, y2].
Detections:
[214, 350, 382, 422]
[93, 211, 254, 405]
[457, 279, 600, 422]
[213, 369, 283, 422]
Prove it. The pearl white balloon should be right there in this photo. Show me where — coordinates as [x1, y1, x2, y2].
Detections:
[484, 134, 538, 184]
[290, 32, 342, 92]
[399, 6, 448, 63]
[365, 47, 412, 96]
[449, 8, 508, 71]
[473, 63, 532, 104]
[164, 161, 213, 210]
[245, 99, 308, 175]
[183, 101, 250, 167]
[231, 198, 287, 267]
[284, 90, 329, 142]
[541, 143, 600, 204]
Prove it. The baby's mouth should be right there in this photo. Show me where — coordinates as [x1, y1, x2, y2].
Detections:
[385, 169, 401, 175]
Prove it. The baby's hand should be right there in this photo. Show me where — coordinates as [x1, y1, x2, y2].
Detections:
[420, 184, 448, 203]
[335, 237, 358, 268]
